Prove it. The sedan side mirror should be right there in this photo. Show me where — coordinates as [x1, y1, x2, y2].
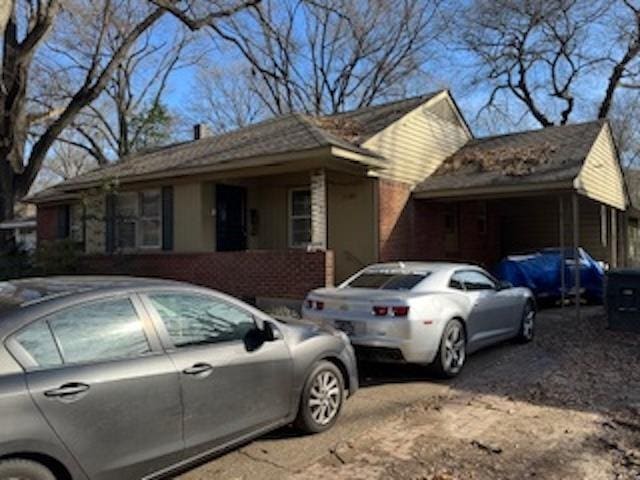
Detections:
[497, 280, 513, 291]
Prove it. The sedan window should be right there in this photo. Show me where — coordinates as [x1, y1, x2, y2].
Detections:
[346, 273, 429, 290]
[13, 321, 63, 369]
[47, 298, 151, 364]
[148, 293, 256, 348]
[457, 271, 497, 291]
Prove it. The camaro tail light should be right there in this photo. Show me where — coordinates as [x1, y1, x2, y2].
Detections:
[305, 299, 313, 309]
[315, 301, 324, 311]
[392, 306, 410, 317]
[372, 306, 389, 316]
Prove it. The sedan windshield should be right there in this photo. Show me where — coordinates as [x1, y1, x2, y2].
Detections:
[346, 272, 429, 290]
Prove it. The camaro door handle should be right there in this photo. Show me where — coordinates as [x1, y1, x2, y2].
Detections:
[182, 363, 214, 376]
[44, 382, 90, 398]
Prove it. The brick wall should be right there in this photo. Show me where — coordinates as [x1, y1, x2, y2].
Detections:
[378, 179, 413, 261]
[36, 205, 60, 243]
[81, 249, 334, 300]
[412, 200, 501, 268]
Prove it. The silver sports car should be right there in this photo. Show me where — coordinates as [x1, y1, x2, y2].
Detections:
[303, 262, 536, 377]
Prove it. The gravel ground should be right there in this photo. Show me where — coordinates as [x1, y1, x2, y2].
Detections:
[292, 307, 640, 480]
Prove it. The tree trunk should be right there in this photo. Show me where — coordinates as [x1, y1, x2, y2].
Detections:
[0, 172, 16, 252]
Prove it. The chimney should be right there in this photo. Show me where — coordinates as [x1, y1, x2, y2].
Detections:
[193, 123, 212, 140]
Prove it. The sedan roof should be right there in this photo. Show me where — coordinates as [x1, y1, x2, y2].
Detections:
[0, 276, 183, 314]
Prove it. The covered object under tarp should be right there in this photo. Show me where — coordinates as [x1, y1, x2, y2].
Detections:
[495, 248, 605, 302]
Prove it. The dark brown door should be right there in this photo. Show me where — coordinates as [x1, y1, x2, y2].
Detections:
[216, 184, 247, 251]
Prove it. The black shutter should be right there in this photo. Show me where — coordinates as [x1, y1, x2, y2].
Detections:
[56, 205, 70, 239]
[162, 186, 174, 251]
[105, 194, 116, 254]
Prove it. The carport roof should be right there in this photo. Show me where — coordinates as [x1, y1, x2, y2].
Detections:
[415, 120, 606, 197]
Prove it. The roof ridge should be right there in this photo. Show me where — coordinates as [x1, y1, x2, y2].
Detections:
[323, 90, 444, 118]
[470, 119, 606, 145]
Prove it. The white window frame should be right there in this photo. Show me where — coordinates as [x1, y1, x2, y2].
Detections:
[288, 187, 312, 248]
[116, 189, 162, 250]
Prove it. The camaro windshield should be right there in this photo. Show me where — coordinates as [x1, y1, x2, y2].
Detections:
[346, 272, 429, 290]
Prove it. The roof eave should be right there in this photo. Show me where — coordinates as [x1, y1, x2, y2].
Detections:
[414, 180, 576, 200]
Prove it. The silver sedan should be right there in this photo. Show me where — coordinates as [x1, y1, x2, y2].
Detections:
[303, 262, 536, 377]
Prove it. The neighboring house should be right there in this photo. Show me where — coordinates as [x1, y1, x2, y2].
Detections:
[623, 169, 640, 266]
[0, 216, 37, 251]
[29, 91, 632, 303]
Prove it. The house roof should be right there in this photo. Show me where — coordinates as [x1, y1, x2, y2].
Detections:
[415, 120, 606, 196]
[624, 168, 640, 211]
[30, 92, 442, 200]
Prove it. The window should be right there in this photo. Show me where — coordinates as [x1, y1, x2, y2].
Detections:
[47, 298, 151, 364]
[289, 188, 312, 247]
[449, 273, 465, 290]
[13, 321, 63, 369]
[116, 190, 162, 249]
[148, 293, 256, 348]
[346, 273, 429, 290]
[456, 271, 496, 291]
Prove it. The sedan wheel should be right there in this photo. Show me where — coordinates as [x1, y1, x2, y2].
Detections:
[0, 459, 55, 480]
[295, 361, 345, 434]
[433, 319, 466, 378]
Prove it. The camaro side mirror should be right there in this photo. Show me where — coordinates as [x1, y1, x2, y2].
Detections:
[497, 280, 513, 291]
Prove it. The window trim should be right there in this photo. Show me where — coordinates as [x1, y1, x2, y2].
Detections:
[288, 187, 312, 248]
[139, 290, 259, 351]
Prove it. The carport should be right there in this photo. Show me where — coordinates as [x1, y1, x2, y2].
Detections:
[412, 120, 628, 319]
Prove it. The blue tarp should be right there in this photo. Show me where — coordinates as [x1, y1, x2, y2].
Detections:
[495, 248, 605, 302]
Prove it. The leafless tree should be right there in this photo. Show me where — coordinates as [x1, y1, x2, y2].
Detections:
[39, 141, 97, 188]
[0, 0, 261, 231]
[200, 0, 447, 116]
[459, 0, 640, 127]
[187, 63, 267, 132]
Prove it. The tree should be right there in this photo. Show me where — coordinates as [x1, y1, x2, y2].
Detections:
[0, 0, 261, 231]
[200, 0, 447, 116]
[458, 0, 640, 128]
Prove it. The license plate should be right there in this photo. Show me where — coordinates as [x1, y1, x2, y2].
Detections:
[335, 320, 355, 336]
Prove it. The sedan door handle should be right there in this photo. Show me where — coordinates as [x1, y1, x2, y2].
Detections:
[44, 382, 90, 398]
[182, 363, 214, 376]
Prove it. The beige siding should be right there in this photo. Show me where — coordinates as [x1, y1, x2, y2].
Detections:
[173, 182, 214, 252]
[576, 124, 626, 210]
[327, 172, 377, 282]
[363, 92, 471, 186]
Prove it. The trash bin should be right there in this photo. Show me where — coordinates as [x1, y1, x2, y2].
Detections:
[605, 269, 640, 333]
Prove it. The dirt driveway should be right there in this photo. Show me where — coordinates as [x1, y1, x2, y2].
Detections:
[180, 307, 640, 480]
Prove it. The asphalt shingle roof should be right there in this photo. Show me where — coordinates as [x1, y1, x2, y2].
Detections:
[416, 120, 606, 194]
[34, 92, 442, 197]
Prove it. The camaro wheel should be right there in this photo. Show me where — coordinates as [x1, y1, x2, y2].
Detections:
[432, 319, 466, 378]
[295, 360, 345, 434]
[516, 301, 535, 343]
[0, 459, 56, 480]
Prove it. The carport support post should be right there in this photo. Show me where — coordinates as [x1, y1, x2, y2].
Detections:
[559, 196, 566, 312]
[572, 193, 581, 321]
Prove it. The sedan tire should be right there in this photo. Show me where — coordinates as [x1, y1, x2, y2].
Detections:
[0, 459, 56, 480]
[516, 301, 535, 343]
[432, 319, 466, 378]
[295, 361, 345, 434]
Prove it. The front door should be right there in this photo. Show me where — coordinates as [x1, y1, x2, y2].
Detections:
[216, 184, 247, 251]
[18, 296, 183, 480]
[141, 291, 294, 458]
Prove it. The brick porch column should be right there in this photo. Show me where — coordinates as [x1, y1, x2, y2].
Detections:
[310, 169, 327, 249]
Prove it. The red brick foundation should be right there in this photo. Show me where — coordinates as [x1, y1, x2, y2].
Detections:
[82, 249, 334, 299]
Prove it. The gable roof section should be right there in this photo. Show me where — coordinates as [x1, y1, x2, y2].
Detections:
[33, 92, 444, 197]
[415, 120, 608, 198]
